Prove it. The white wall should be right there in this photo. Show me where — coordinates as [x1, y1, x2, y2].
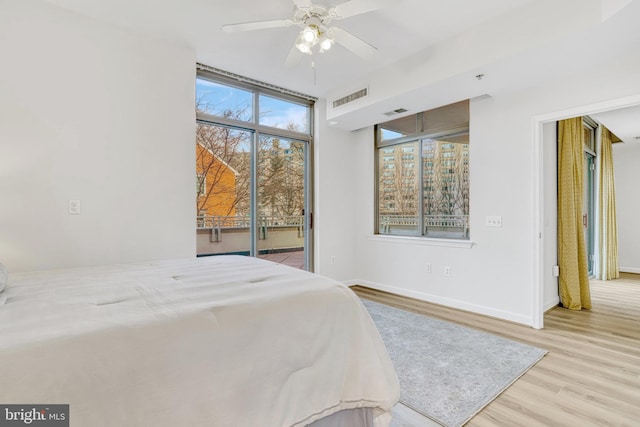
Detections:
[313, 100, 359, 280]
[348, 53, 640, 326]
[613, 142, 640, 273]
[0, 0, 196, 272]
[351, 96, 538, 325]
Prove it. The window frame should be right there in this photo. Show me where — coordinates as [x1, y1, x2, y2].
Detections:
[196, 71, 313, 142]
[195, 67, 316, 267]
[375, 121, 470, 242]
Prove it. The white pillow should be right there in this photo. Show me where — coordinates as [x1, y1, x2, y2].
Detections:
[0, 262, 7, 294]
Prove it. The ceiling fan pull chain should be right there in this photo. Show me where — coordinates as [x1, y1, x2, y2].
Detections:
[312, 60, 316, 86]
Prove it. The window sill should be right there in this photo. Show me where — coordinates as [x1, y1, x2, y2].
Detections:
[368, 234, 475, 249]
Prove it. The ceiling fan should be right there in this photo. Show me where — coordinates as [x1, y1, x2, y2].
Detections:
[222, 0, 387, 64]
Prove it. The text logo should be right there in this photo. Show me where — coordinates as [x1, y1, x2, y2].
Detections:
[0, 405, 68, 427]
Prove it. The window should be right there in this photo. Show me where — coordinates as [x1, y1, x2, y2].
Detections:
[196, 76, 311, 133]
[379, 115, 416, 141]
[376, 101, 470, 239]
[583, 120, 596, 153]
[195, 67, 314, 266]
[196, 79, 253, 122]
[259, 94, 310, 133]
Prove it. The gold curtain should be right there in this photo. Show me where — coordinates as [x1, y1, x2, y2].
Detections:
[598, 127, 619, 280]
[557, 117, 591, 310]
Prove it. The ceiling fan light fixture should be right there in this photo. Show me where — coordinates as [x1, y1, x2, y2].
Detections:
[296, 43, 312, 54]
[320, 37, 333, 52]
[295, 34, 313, 55]
[302, 25, 318, 43]
[223, 0, 385, 61]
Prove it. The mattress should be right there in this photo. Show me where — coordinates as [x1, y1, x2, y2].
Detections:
[0, 255, 399, 426]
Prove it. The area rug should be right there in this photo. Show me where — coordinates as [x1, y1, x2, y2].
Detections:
[361, 299, 547, 427]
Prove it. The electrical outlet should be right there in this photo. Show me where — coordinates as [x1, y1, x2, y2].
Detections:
[443, 266, 451, 276]
[330, 256, 336, 265]
[485, 216, 502, 227]
[425, 263, 432, 273]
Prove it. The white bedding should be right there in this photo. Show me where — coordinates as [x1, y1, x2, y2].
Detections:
[0, 256, 399, 426]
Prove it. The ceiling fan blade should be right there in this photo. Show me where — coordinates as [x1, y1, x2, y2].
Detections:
[222, 19, 293, 33]
[285, 44, 304, 68]
[329, 0, 387, 19]
[327, 27, 377, 59]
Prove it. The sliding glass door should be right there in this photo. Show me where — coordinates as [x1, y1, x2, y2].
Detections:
[584, 152, 596, 276]
[583, 120, 596, 276]
[257, 135, 308, 269]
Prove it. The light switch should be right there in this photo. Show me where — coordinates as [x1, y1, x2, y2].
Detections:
[68, 199, 81, 215]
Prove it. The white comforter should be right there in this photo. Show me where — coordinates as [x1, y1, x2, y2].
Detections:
[0, 256, 399, 426]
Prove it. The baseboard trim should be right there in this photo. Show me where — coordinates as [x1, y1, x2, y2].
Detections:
[345, 279, 534, 327]
[620, 267, 640, 274]
[544, 296, 560, 312]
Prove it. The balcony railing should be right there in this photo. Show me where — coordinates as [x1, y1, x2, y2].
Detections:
[197, 215, 304, 230]
[380, 214, 469, 238]
[196, 215, 305, 256]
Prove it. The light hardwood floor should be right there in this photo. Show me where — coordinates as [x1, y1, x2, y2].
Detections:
[352, 273, 640, 427]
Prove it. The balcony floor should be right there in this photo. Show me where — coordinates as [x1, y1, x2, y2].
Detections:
[259, 250, 305, 270]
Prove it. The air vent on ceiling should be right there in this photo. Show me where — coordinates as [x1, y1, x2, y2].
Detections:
[383, 108, 408, 117]
[332, 87, 368, 108]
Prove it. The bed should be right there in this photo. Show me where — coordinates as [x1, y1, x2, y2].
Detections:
[0, 255, 399, 426]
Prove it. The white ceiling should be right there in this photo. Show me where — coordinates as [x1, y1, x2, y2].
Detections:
[43, 0, 640, 138]
[592, 105, 640, 144]
[42, 0, 532, 96]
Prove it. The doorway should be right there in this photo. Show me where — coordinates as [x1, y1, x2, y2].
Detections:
[533, 94, 640, 329]
[257, 135, 309, 270]
[196, 124, 312, 270]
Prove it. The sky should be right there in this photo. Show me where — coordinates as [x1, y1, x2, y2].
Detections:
[196, 78, 309, 133]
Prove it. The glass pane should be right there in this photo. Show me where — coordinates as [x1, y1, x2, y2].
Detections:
[257, 135, 306, 269]
[196, 123, 252, 256]
[379, 115, 417, 141]
[584, 153, 595, 275]
[378, 141, 419, 235]
[196, 77, 253, 122]
[259, 94, 309, 133]
[422, 100, 469, 134]
[583, 125, 595, 152]
[422, 137, 469, 239]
